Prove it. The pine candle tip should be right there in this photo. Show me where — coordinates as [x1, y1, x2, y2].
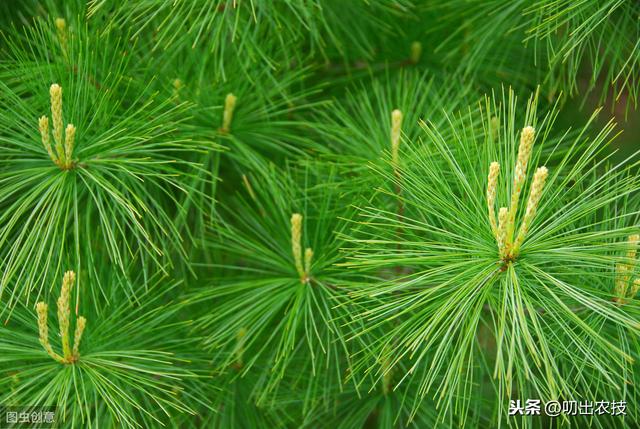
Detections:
[36, 302, 48, 342]
[64, 124, 76, 162]
[37, 271, 85, 363]
[517, 126, 536, 167]
[488, 161, 500, 183]
[58, 270, 76, 359]
[506, 126, 538, 248]
[291, 214, 304, 279]
[410, 41, 422, 64]
[511, 166, 549, 256]
[530, 166, 549, 200]
[518, 126, 536, 159]
[35, 301, 64, 363]
[521, 126, 535, 139]
[38, 115, 55, 161]
[519, 126, 536, 155]
[391, 109, 403, 166]
[221, 93, 237, 132]
[46, 82, 72, 167]
[304, 248, 314, 274]
[72, 316, 87, 358]
[497, 207, 508, 256]
[63, 270, 76, 287]
[487, 162, 500, 237]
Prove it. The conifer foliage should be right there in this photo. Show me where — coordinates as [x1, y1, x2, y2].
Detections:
[0, 2, 639, 428]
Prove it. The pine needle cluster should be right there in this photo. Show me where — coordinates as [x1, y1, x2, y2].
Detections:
[0, 2, 639, 429]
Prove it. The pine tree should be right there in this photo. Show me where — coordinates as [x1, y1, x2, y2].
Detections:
[0, 2, 638, 428]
